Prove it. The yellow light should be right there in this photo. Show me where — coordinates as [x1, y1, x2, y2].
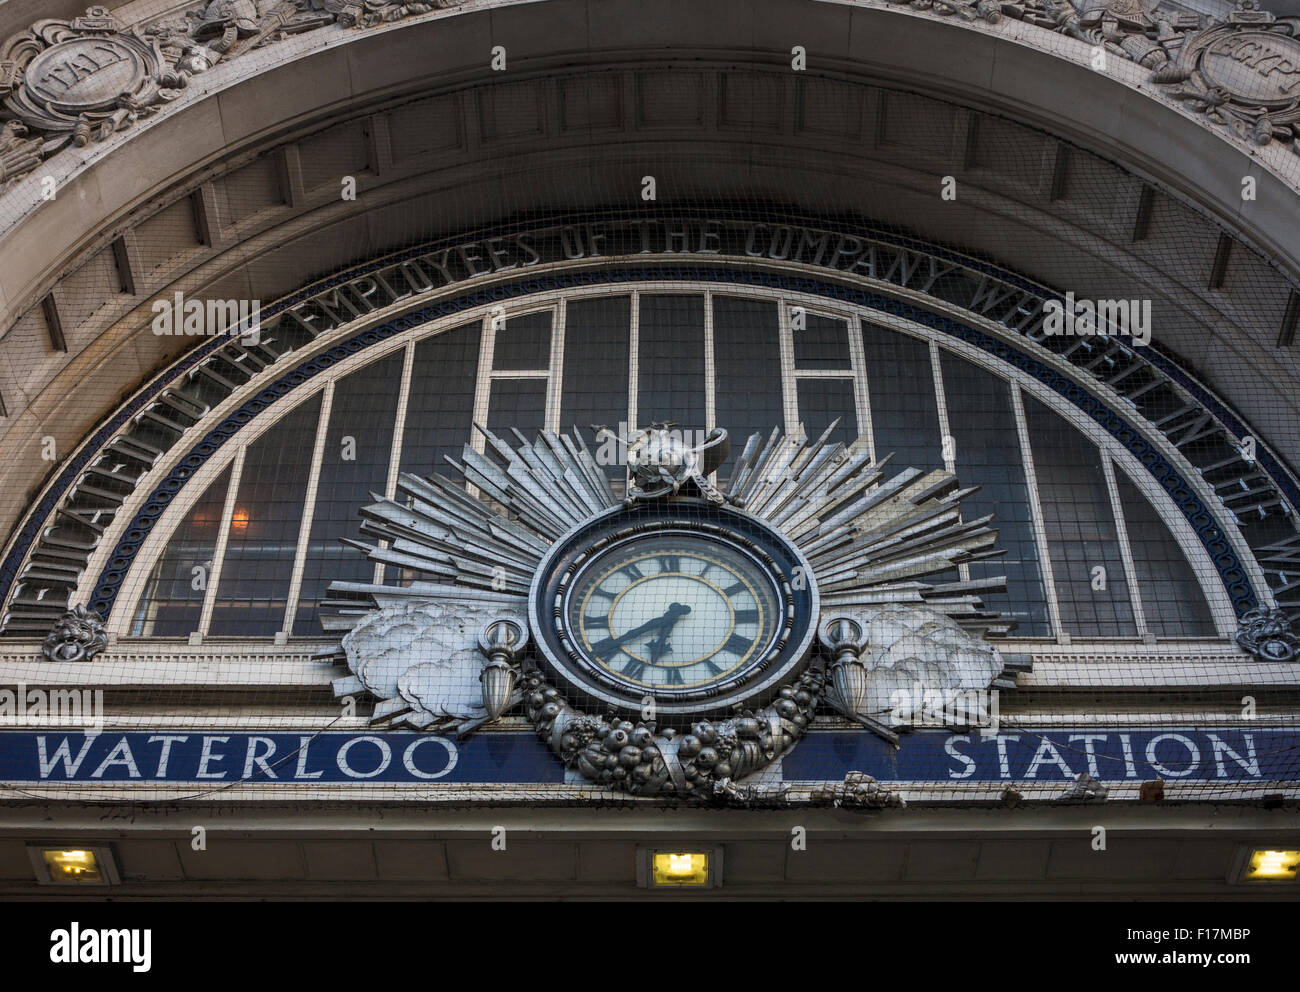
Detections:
[651, 852, 710, 887]
[42, 849, 102, 882]
[1246, 849, 1300, 881]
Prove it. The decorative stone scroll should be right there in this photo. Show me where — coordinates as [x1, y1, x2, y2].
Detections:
[888, 0, 1300, 151]
[0, 2, 460, 188]
[2, 0, 1298, 190]
[0, 7, 188, 184]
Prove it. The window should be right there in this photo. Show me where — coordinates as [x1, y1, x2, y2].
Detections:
[1024, 396, 1137, 637]
[129, 287, 1228, 641]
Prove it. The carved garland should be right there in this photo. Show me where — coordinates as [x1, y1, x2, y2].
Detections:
[521, 663, 826, 802]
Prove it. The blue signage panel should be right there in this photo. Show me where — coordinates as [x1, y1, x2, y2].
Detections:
[784, 728, 1295, 783]
[0, 727, 1291, 784]
[0, 731, 563, 784]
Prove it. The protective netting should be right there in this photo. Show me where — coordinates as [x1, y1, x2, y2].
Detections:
[1, 12, 1299, 810]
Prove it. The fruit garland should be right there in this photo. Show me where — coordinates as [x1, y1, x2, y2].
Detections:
[521, 663, 826, 800]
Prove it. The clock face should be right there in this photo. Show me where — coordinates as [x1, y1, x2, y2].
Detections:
[529, 501, 819, 718]
[570, 534, 781, 691]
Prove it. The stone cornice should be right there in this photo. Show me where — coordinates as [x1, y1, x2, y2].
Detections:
[1, 0, 1298, 233]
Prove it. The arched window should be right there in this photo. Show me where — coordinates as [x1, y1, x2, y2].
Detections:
[126, 286, 1228, 641]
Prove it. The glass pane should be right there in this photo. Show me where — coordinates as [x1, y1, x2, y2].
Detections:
[792, 312, 851, 370]
[795, 378, 857, 449]
[130, 464, 232, 637]
[401, 322, 480, 478]
[638, 294, 705, 437]
[292, 353, 403, 636]
[713, 295, 784, 477]
[493, 310, 552, 370]
[861, 323, 943, 473]
[208, 393, 323, 637]
[861, 324, 955, 586]
[940, 352, 1051, 637]
[560, 296, 630, 479]
[1024, 395, 1138, 637]
[486, 378, 547, 439]
[1115, 471, 1217, 637]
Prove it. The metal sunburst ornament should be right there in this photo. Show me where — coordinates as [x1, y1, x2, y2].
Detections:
[322, 421, 1019, 800]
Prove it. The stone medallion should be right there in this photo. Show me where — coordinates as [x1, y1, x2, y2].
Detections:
[1193, 26, 1300, 110]
[0, 7, 186, 149]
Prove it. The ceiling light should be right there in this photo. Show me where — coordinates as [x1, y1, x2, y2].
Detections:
[28, 845, 119, 886]
[638, 848, 720, 888]
[1243, 849, 1300, 882]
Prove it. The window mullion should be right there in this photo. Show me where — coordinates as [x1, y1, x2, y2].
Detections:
[704, 291, 716, 434]
[546, 300, 565, 433]
[929, 339, 968, 583]
[1010, 384, 1065, 640]
[281, 382, 336, 638]
[848, 314, 876, 463]
[196, 444, 247, 639]
[464, 311, 499, 500]
[624, 291, 640, 490]
[777, 297, 798, 435]
[471, 311, 498, 454]
[374, 341, 416, 585]
[1102, 452, 1149, 639]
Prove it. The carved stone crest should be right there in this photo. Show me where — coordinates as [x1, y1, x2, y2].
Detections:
[895, 0, 1300, 150]
[42, 605, 108, 663]
[618, 423, 730, 505]
[1235, 607, 1299, 662]
[0, 7, 187, 149]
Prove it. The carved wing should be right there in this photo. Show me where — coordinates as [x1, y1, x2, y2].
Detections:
[829, 604, 1005, 724]
[339, 600, 498, 729]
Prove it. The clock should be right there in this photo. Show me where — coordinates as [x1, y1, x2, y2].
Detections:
[528, 500, 819, 718]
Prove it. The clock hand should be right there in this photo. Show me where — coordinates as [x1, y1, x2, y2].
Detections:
[647, 603, 691, 663]
[610, 602, 691, 650]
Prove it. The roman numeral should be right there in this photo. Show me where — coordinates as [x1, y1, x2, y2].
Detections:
[665, 667, 684, 685]
[590, 585, 616, 600]
[723, 633, 751, 655]
[724, 581, 746, 596]
[733, 609, 758, 625]
[621, 657, 646, 680]
[620, 563, 644, 581]
[584, 614, 609, 631]
[658, 555, 681, 573]
[590, 637, 619, 659]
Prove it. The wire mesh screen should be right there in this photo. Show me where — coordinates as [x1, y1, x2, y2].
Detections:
[1, 40, 1300, 812]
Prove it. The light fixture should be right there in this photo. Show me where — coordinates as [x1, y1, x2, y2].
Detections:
[231, 508, 250, 530]
[637, 848, 721, 888]
[28, 844, 119, 886]
[1242, 848, 1300, 882]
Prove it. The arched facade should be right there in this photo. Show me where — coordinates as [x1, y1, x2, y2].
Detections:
[0, 0, 1297, 897]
